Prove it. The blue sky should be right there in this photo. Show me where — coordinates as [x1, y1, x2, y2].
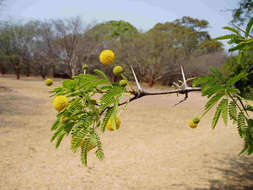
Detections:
[2, 0, 239, 49]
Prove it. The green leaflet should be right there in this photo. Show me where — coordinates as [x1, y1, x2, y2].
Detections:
[63, 80, 76, 90]
[99, 86, 123, 113]
[192, 75, 214, 87]
[221, 98, 228, 126]
[99, 97, 116, 113]
[94, 132, 104, 161]
[222, 26, 240, 35]
[63, 122, 74, 134]
[237, 112, 246, 138]
[101, 107, 114, 132]
[211, 99, 225, 129]
[81, 137, 90, 166]
[93, 69, 111, 83]
[226, 87, 240, 94]
[79, 74, 99, 81]
[245, 105, 253, 112]
[205, 93, 224, 111]
[209, 67, 224, 83]
[226, 72, 248, 87]
[51, 124, 64, 142]
[202, 85, 224, 97]
[71, 128, 89, 153]
[238, 143, 248, 156]
[101, 86, 123, 103]
[214, 34, 239, 40]
[55, 131, 66, 149]
[229, 43, 246, 52]
[245, 17, 253, 38]
[229, 101, 237, 121]
[51, 119, 60, 131]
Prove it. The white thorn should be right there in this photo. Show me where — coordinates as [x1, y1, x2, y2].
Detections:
[180, 65, 187, 88]
[130, 65, 142, 91]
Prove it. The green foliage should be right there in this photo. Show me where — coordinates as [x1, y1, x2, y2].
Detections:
[229, 101, 237, 121]
[49, 68, 127, 166]
[194, 19, 253, 155]
[85, 20, 138, 41]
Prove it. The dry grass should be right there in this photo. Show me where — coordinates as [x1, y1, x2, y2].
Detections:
[0, 75, 253, 190]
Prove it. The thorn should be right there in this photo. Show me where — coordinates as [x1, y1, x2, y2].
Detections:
[180, 65, 187, 88]
[130, 65, 142, 91]
[172, 82, 180, 89]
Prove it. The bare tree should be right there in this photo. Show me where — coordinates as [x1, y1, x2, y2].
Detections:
[53, 17, 84, 77]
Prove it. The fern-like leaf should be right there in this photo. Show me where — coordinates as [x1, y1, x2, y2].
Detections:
[71, 128, 89, 153]
[101, 86, 123, 103]
[222, 26, 240, 35]
[226, 72, 248, 87]
[245, 17, 253, 38]
[238, 143, 248, 155]
[55, 131, 65, 148]
[237, 112, 246, 138]
[209, 67, 224, 83]
[94, 132, 104, 161]
[221, 98, 228, 126]
[229, 101, 237, 121]
[101, 107, 114, 132]
[214, 34, 239, 41]
[205, 93, 224, 111]
[93, 69, 111, 82]
[192, 75, 214, 87]
[51, 120, 60, 131]
[51, 125, 64, 142]
[81, 138, 90, 166]
[202, 85, 224, 97]
[211, 100, 223, 129]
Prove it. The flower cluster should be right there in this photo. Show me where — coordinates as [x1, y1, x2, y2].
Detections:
[45, 78, 53, 86]
[52, 96, 69, 112]
[189, 117, 200, 128]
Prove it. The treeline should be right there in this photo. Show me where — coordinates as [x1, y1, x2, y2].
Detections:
[0, 16, 226, 86]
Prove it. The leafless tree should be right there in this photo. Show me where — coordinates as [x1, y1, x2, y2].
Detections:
[53, 17, 84, 77]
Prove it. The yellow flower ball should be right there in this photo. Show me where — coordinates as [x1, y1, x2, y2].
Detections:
[99, 49, 115, 65]
[113, 65, 123, 76]
[53, 96, 69, 112]
[45, 78, 53, 86]
[193, 117, 200, 124]
[119, 79, 127, 86]
[106, 116, 121, 131]
[189, 120, 198, 128]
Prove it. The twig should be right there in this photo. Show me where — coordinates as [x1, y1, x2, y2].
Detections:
[118, 87, 201, 106]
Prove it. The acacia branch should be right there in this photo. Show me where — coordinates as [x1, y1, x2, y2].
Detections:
[118, 87, 201, 106]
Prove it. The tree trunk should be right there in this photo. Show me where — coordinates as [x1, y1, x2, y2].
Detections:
[52, 64, 56, 78]
[16, 65, 20, 80]
[148, 79, 154, 87]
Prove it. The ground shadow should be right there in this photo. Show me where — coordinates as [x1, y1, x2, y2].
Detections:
[196, 155, 253, 190]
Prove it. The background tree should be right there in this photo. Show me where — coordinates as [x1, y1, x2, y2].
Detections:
[116, 17, 223, 87]
[231, 0, 253, 25]
[53, 17, 84, 78]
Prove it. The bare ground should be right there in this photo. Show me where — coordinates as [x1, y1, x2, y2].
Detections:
[0, 76, 253, 190]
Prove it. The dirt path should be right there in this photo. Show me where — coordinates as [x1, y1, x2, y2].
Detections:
[0, 76, 253, 190]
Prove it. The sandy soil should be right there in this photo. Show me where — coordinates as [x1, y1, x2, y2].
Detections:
[0, 76, 253, 190]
